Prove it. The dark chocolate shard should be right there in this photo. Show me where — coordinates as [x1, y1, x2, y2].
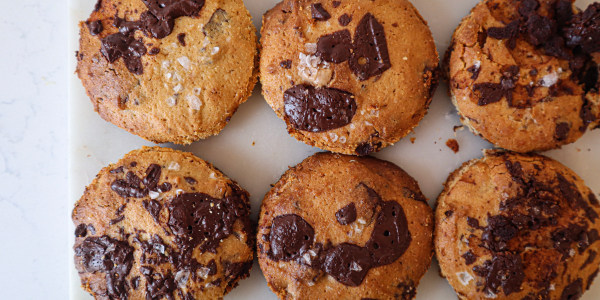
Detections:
[554, 122, 570, 141]
[283, 84, 356, 132]
[316, 29, 352, 63]
[269, 214, 314, 261]
[335, 203, 357, 225]
[86, 20, 103, 36]
[338, 13, 351, 26]
[322, 243, 371, 286]
[349, 13, 391, 80]
[75, 236, 134, 299]
[100, 33, 147, 75]
[143, 199, 162, 223]
[311, 3, 331, 21]
[462, 250, 477, 265]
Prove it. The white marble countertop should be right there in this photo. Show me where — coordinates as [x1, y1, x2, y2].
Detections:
[0, 1, 69, 298]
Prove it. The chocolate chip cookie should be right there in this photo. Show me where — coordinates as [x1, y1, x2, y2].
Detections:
[435, 150, 600, 299]
[260, 0, 439, 155]
[445, 0, 600, 152]
[76, 0, 258, 144]
[257, 152, 433, 299]
[72, 146, 253, 299]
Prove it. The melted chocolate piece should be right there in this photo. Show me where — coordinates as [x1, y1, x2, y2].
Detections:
[268, 214, 315, 261]
[487, 20, 519, 49]
[474, 65, 519, 106]
[280, 59, 292, 69]
[564, 3, 600, 54]
[561, 278, 583, 300]
[332, 1, 341, 8]
[472, 253, 525, 296]
[335, 203, 357, 225]
[524, 14, 556, 47]
[100, 0, 205, 74]
[149, 47, 160, 55]
[267, 184, 411, 287]
[581, 250, 597, 269]
[86, 20, 103, 36]
[283, 84, 356, 132]
[554, 122, 570, 141]
[177, 33, 186, 46]
[111, 164, 170, 199]
[322, 243, 371, 286]
[167, 187, 249, 254]
[143, 199, 162, 223]
[109, 215, 125, 225]
[349, 13, 391, 80]
[142, 267, 177, 300]
[75, 224, 88, 237]
[467, 64, 481, 80]
[100, 33, 147, 75]
[223, 260, 253, 287]
[355, 141, 381, 156]
[311, 3, 331, 21]
[462, 250, 477, 265]
[75, 236, 134, 298]
[338, 13, 351, 26]
[184, 176, 197, 185]
[316, 29, 352, 63]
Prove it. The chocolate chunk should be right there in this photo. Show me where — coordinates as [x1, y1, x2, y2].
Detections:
[564, 3, 600, 54]
[524, 14, 556, 46]
[167, 187, 250, 254]
[148, 47, 160, 55]
[473, 83, 505, 105]
[111, 172, 148, 198]
[86, 20, 103, 36]
[177, 33, 186, 46]
[580, 250, 597, 270]
[445, 210, 454, 217]
[580, 97, 597, 132]
[280, 59, 292, 69]
[554, 122, 570, 141]
[311, 3, 331, 21]
[402, 187, 427, 203]
[203, 8, 229, 39]
[482, 215, 518, 251]
[518, 0, 538, 16]
[355, 141, 381, 156]
[184, 176, 197, 185]
[110, 166, 124, 174]
[561, 278, 583, 300]
[557, 173, 598, 221]
[269, 214, 314, 261]
[322, 243, 371, 286]
[142, 267, 176, 299]
[487, 20, 519, 49]
[338, 13, 351, 26]
[142, 164, 162, 190]
[130, 162, 137, 167]
[109, 215, 125, 225]
[472, 253, 525, 296]
[477, 30, 488, 49]
[75, 224, 88, 237]
[467, 217, 481, 229]
[467, 64, 481, 80]
[332, 1, 341, 8]
[316, 29, 352, 63]
[462, 250, 477, 265]
[587, 269, 599, 289]
[143, 199, 162, 223]
[131, 276, 140, 289]
[283, 84, 356, 132]
[101, 33, 147, 75]
[336, 203, 357, 225]
[589, 193, 599, 206]
[366, 200, 411, 265]
[75, 236, 134, 299]
[555, 0, 573, 27]
[349, 13, 391, 80]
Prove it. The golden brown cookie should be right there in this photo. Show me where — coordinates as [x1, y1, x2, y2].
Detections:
[76, 0, 258, 144]
[445, 0, 600, 152]
[435, 150, 600, 299]
[72, 146, 253, 299]
[260, 0, 439, 155]
[257, 152, 433, 299]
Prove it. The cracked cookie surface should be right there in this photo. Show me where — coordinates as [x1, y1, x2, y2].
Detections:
[257, 152, 433, 299]
[72, 146, 253, 299]
[260, 0, 439, 155]
[76, 0, 258, 144]
[446, 0, 600, 152]
[435, 150, 600, 299]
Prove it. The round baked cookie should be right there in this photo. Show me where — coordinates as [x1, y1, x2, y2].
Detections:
[445, 0, 600, 152]
[260, 0, 439, 155]
[76, 0, 258, 144]
[257, 152, 433, 299]
[435, 150, 600, 299]
[72, 146, 253, 299]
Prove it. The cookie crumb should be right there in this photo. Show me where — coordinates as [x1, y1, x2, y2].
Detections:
[410, 137, 416, 144]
